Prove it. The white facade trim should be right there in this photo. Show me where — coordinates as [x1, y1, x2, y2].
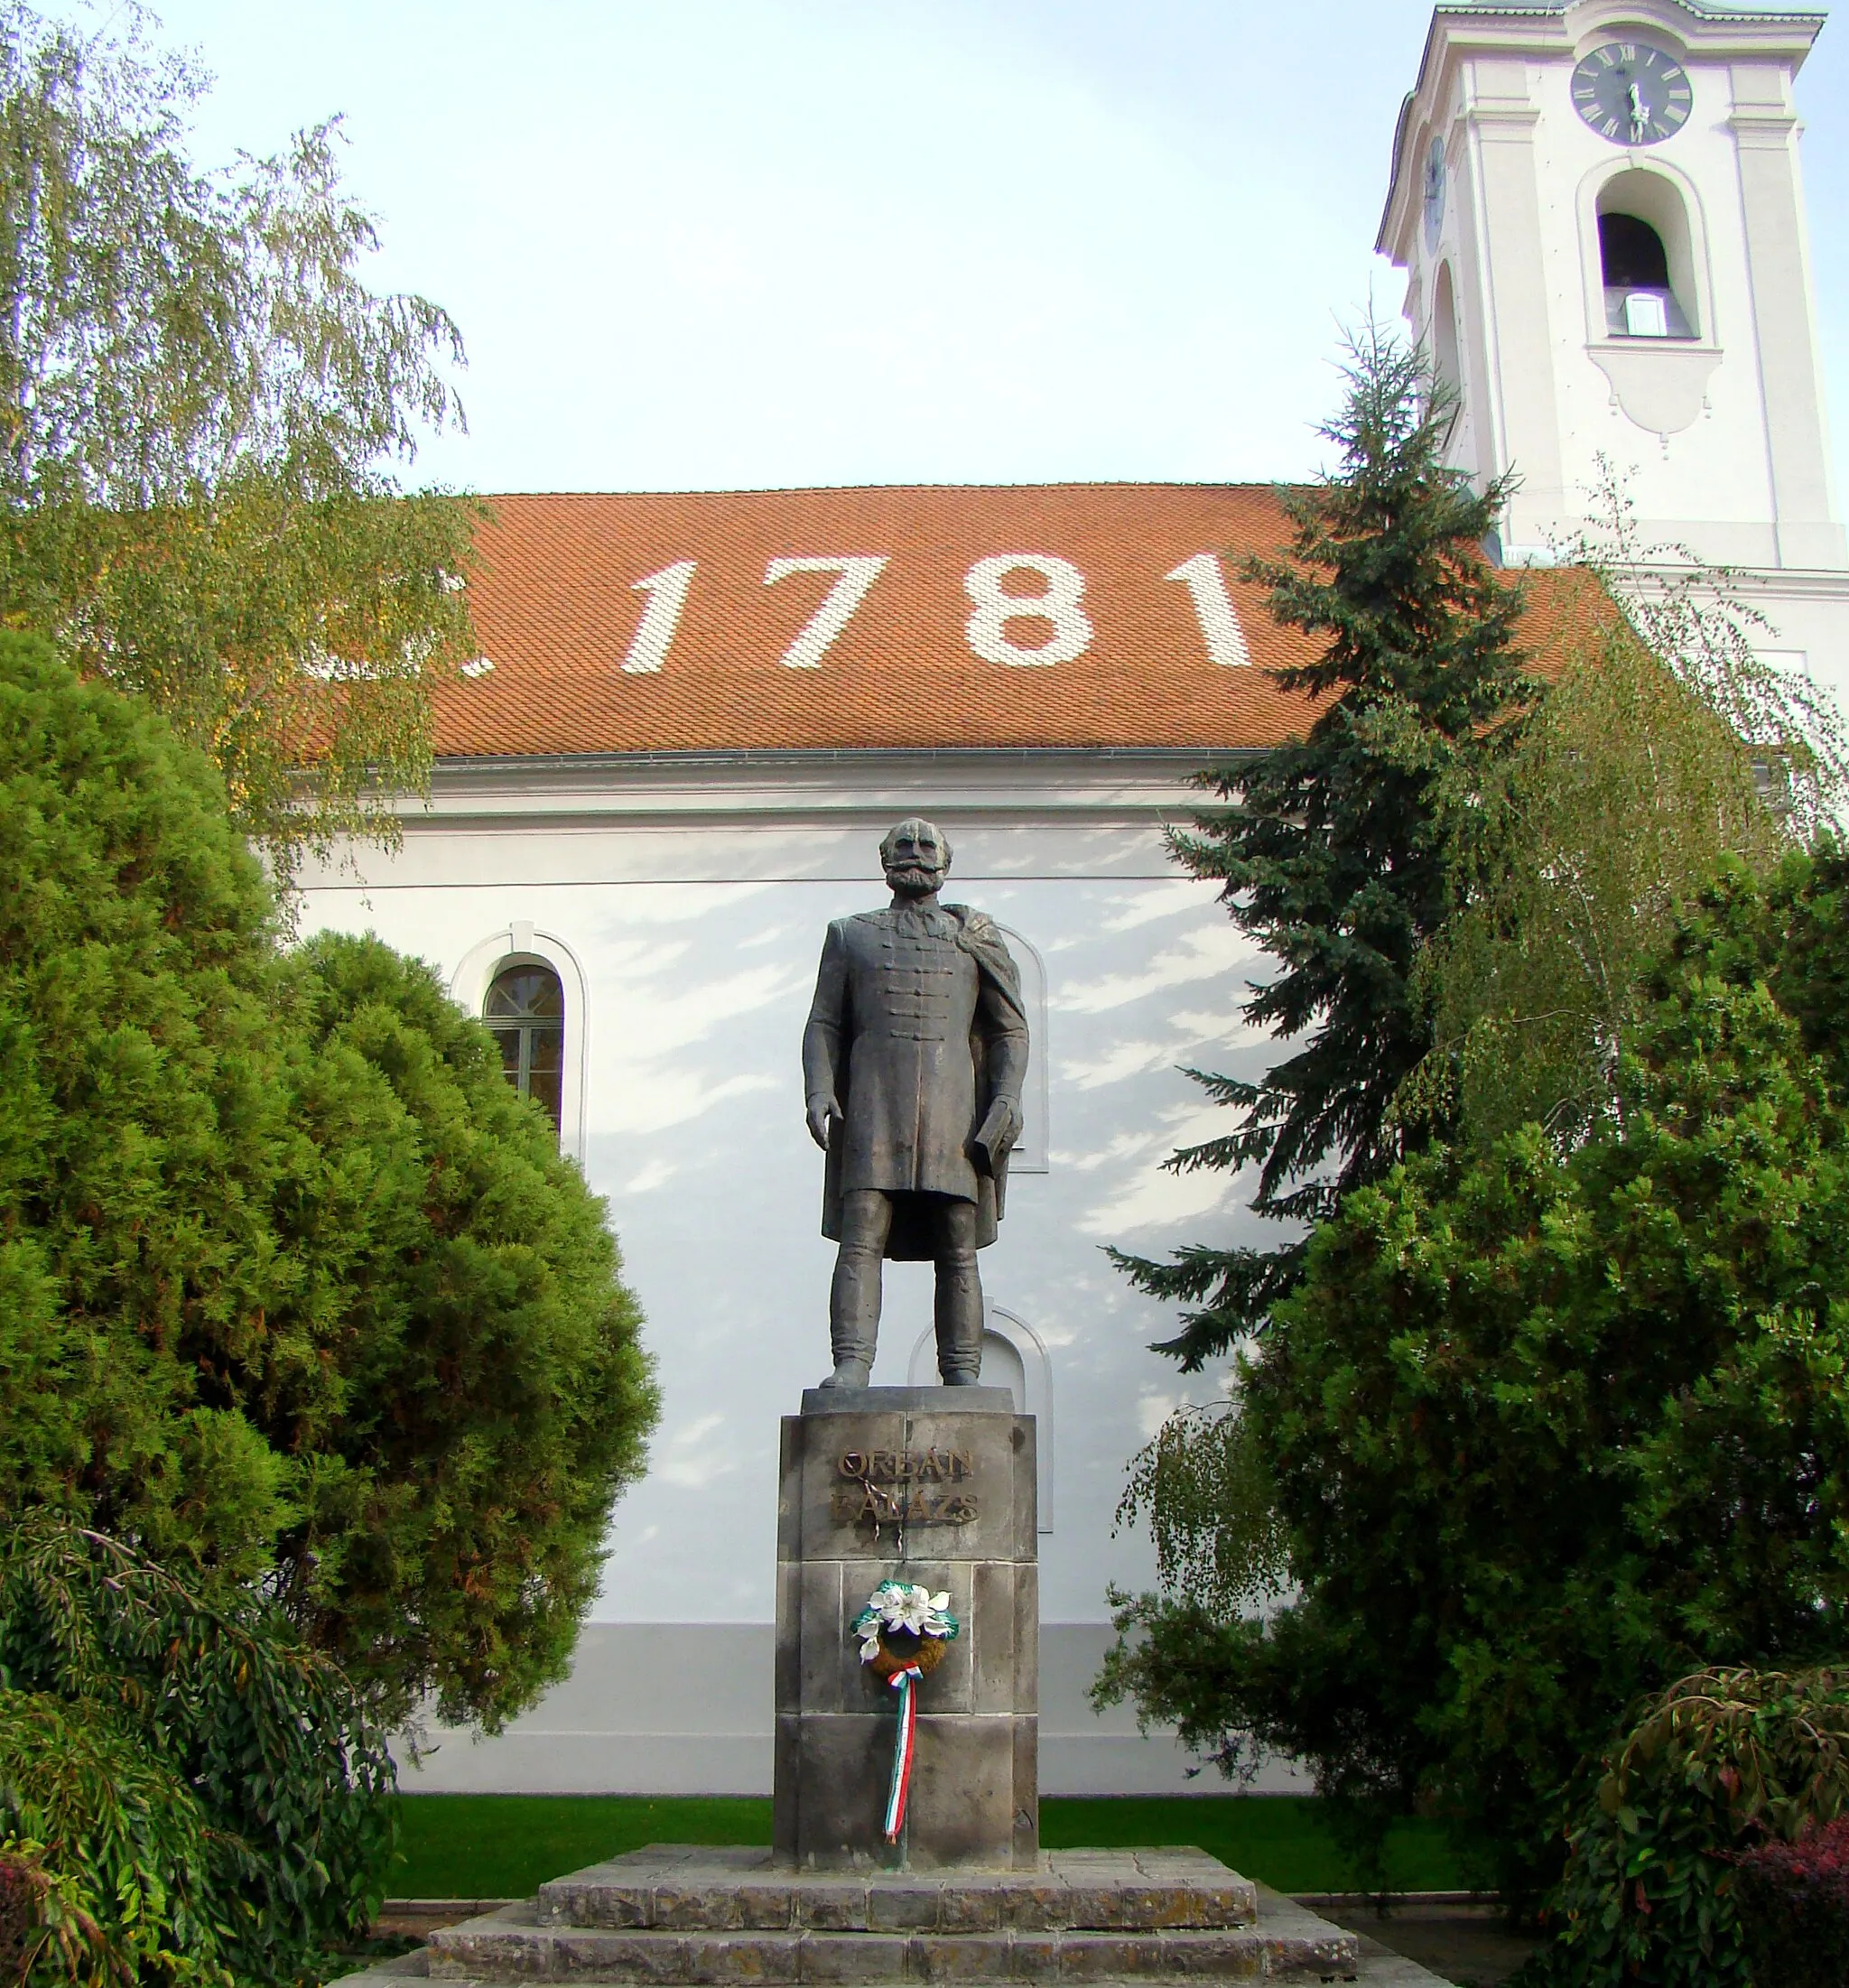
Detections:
[395, 749, 1233, 828]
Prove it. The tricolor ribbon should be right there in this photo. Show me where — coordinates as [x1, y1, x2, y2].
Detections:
[882, 1664, 924, 1842]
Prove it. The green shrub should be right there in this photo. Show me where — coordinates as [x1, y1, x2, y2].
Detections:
[0, 1841, 119, 1988]
[273, 931, 659, 1728]
[1526, 1668, 1849, 1987]
[1101, 854, 1849, 1900]
[0, 1699, 220, 1985]
[0, 629, 657, 1729]
[0, 1510, 394, 1985]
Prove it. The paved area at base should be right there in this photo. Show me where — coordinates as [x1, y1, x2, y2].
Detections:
[1319, 1905, 1531, 1987]
[1344, 1937, 1464, 1986]
[335, 1956, 432, 1985]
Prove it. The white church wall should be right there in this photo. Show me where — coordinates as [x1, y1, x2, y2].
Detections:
[296, 756, 1302, 1795]
[382, 1622, 1306, 1798]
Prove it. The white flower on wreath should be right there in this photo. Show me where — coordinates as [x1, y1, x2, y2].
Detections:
[852, 1580, 957, 1662]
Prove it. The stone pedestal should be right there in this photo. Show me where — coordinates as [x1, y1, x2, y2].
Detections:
[774, 1387, 1037, 1871]
[424, 1845, 1368, 1983]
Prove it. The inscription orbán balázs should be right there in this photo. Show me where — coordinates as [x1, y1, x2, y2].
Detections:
[830, 1445, 980, 1526]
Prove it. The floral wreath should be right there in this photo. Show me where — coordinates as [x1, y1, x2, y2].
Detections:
[851, 1581, 960, 1840]
[854, 1579, 960, 1676]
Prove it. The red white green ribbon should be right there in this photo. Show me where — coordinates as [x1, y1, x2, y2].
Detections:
[853, 1584, 959, 1845]
[883, 1664, 923, 1841]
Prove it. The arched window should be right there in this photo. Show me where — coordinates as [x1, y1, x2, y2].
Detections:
[1595, 176, 1696, 339]
[485, 962, 564, 1134]
[452, 926, 589, 1161]
[1432, 262, 1463, 399]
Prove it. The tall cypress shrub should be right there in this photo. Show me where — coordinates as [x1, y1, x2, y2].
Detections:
[0, 630, 657, 1732]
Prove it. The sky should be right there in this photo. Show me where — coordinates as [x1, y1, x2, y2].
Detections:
[68, 0, 1849, 502]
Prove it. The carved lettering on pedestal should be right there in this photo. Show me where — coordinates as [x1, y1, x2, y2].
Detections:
[831, 1448, 978, 1526]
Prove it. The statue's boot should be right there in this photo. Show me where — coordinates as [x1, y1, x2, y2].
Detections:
[934, 1205, 985, 1385]
[818, 1357, 871, 1390]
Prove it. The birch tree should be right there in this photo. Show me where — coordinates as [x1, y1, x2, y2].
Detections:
[0, 3, 479, 878]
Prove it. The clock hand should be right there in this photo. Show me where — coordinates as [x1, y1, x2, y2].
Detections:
[1629, 80, 1648, 130]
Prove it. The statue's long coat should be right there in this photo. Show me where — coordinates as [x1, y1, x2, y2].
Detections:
[802, 903, 1029, 1260]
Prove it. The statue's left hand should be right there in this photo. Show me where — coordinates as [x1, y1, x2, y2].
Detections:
[973, 1098, 1023, 1167]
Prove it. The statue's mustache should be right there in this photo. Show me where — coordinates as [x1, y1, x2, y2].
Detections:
[887, 864, 941, 887]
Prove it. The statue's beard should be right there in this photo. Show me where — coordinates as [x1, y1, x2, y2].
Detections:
[887, 864, 942, 895]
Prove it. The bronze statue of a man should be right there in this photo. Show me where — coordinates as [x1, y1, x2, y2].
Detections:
[803, 819, 1029, 1389]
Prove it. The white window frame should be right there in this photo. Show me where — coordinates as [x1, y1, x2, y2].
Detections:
[451, 923, 590, 1165]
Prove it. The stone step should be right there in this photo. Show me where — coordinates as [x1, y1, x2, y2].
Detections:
[534, 1847, 1258, 1935]
[426, 1904, 1361, 1983]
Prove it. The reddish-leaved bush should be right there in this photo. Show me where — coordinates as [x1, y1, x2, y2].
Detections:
[1733, 1815, 1849, 1988]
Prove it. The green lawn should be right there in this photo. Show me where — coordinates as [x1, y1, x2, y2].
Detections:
[389, 1794, 1468, 1900]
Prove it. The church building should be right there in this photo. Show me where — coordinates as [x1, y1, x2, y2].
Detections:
[295, 0, 1846, 1797]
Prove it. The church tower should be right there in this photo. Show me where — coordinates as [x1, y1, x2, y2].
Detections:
[1378, 1, 1847, 683]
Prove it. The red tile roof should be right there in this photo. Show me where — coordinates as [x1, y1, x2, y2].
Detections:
[436, 485, 1609, 759]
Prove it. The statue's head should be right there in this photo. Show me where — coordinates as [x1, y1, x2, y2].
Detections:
[880, 817, 952, 898]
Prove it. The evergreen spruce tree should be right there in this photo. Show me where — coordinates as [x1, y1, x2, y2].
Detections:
[1111, 327, 1529, 1370]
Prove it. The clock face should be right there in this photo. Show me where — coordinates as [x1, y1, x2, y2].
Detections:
[1572, 42, 1692, 145]
[1422, 135, 1446, 249]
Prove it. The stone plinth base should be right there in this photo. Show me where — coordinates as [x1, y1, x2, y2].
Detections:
[776, 1388, 1036, 1871]
[425, 1845, 1366, 1982]
[540, 1844, 1258, 1931]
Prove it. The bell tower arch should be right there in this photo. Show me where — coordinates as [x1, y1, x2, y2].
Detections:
[1378, 1, 1847, 686]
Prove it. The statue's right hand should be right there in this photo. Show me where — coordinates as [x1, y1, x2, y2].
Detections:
[806, 1092, 841, 1149]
